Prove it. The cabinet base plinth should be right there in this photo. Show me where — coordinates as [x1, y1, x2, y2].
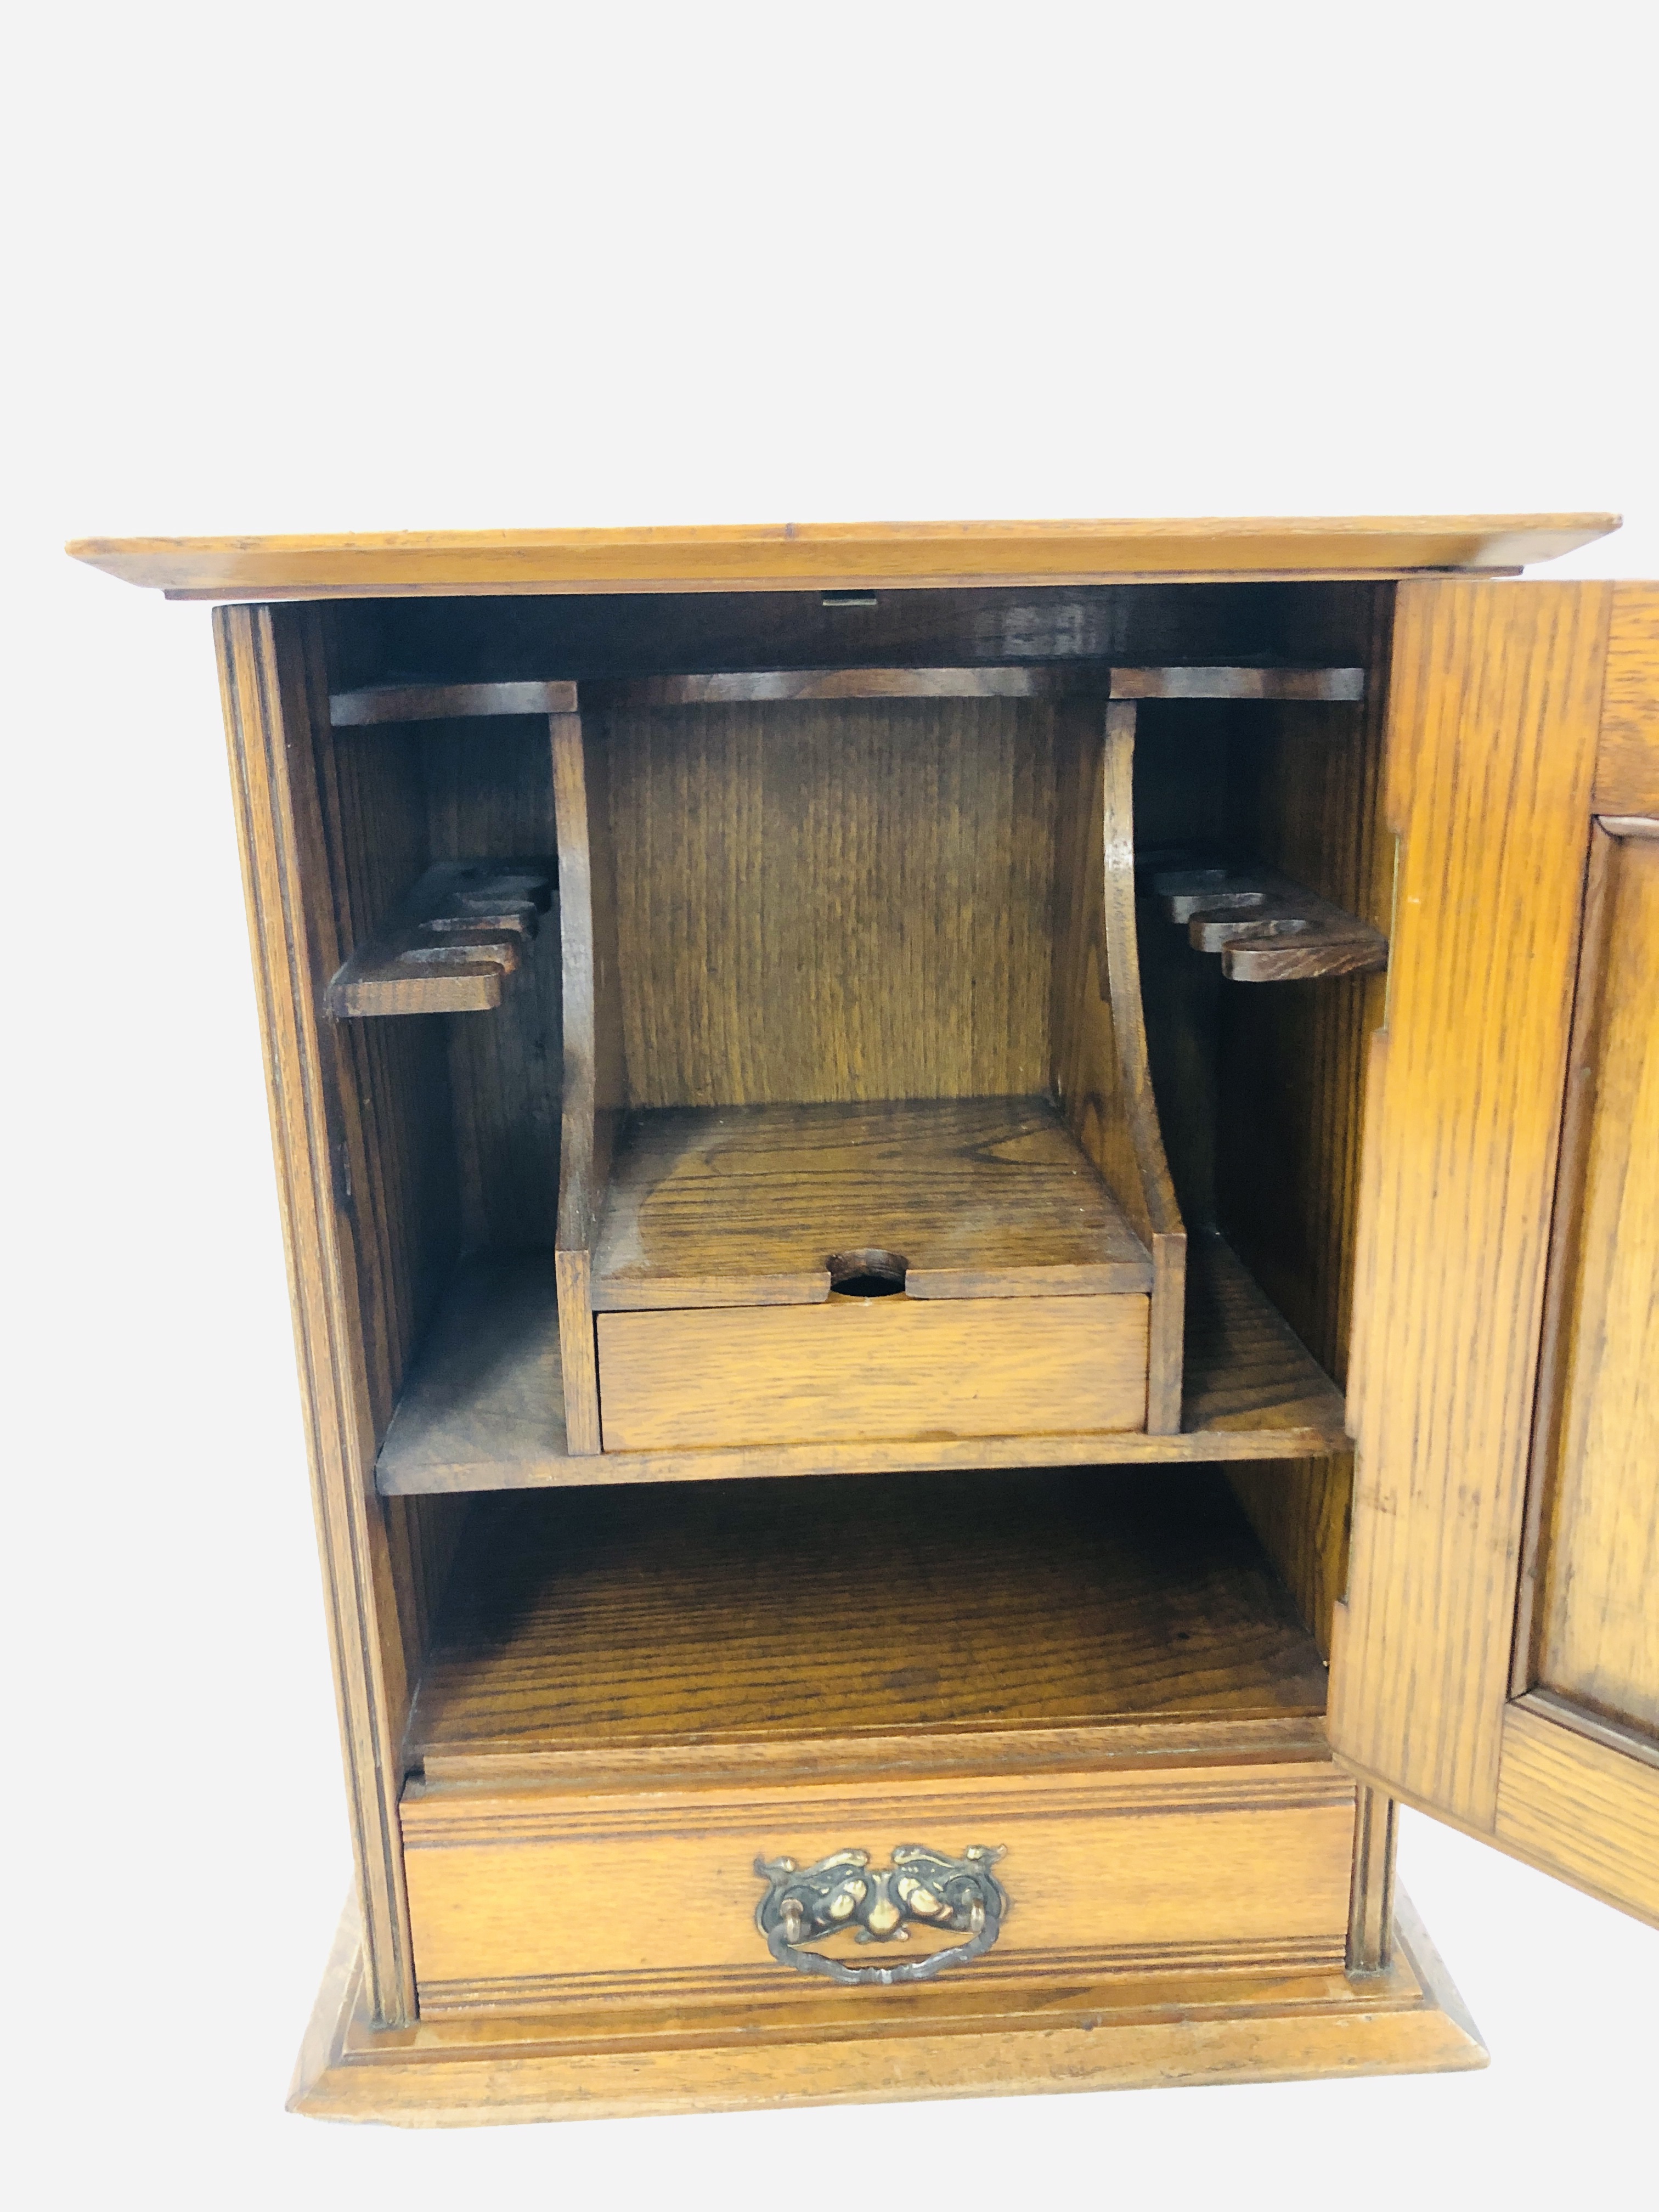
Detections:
[289, 1886, 1485, 2127]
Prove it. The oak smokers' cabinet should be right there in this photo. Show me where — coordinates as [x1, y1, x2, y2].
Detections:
[73, 518, 1658, 2122]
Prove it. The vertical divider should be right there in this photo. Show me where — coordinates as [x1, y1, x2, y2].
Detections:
[551, 699, 626, 1452]
[1051, 696, 1187, 1432]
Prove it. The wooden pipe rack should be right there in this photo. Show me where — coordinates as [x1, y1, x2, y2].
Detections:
[324, 859, 555, 1016]
[1141, 849, 1389, 983]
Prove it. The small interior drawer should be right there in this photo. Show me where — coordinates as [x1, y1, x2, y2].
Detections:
[595, 1292, 1150, 1450]
[402, 1760, 1358, 2016]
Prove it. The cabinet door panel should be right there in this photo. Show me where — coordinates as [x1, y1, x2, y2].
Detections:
[1329, 578, 1610, 1823]
[1332, 580, 1659, 1927]
[1525, 823, 1659, 1735]
[1495, 1700, 1659, 1923]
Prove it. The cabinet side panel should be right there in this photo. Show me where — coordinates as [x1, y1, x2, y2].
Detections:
[215, 603, 419, 2024]
[1330, 579, 1610, 1828]
[1225, 1459, 1351, 1663]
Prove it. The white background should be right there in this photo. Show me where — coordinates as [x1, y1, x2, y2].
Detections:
[7, 5, 1656, 2207]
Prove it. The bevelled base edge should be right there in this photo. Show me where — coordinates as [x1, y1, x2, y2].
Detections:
[289, 1884, 1486, 2128]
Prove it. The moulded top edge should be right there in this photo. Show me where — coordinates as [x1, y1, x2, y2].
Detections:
[63, 513, 1620, 599]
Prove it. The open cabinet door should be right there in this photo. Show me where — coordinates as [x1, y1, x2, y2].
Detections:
[1330, 580, 1659, 1927]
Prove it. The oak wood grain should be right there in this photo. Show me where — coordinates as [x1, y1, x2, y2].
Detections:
[595, 1293, 1150, 1450]
[1329, 579, 1612, 1827]
[1110, 666, 1364, 701]
[1493, 1699, 1659, 1926]
[67, 512, 1617, 599]
[374, 1231, 1347, 1493]
[591, 1098, 1152, 1308]
[1206, 588, 1393, 1651]
[400, 1763, 1356, 2009]
[290, 1887, 1482, 2124]
[304, 689, 469, 1688]
[1145, 851, 1387, 983]
[606, 695, 1057, 1108]
[213, 603, 419, 2025]
[1217, 935, 1385, 985]
[305, 686, 457, 1438]
[549, 709, 623, 1452]
[1051, 702, 1186, 1429]
[591, 665, 1096, 704]
[378, 1252, 568, 1485]
[415, 1716, 1335, 1795]
[1177, 1233, 1348, 1440]
[1223, 1460, 1352, 1665]
[1519, 825, 1659, 1733]
[421, 718, 563, 1251]
[404, 1465, 1330, 1770]
[1346, 1787, 1398, 1973]
[323, 859, 554, 1017]
[1593, 582, 1659, 811]
[1215, 584, 1394, 1385]
[586, 664, 1363, 708]
[553, 1250, 599, 1457]
[330, 679, 578, 726]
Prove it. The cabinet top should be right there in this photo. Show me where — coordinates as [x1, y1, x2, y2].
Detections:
[65, 512, 1618, 601]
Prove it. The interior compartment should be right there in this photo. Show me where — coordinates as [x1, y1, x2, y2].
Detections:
[539, 664, 1192, 1451]
[313, 579, 1391, 1723]
[405, 1466, 1330, 1786]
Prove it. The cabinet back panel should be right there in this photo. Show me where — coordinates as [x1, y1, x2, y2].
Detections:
[608, 699, 1058, 1107]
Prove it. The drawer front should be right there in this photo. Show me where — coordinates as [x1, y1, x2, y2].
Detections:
[595, 1294, 1150, 1449]
[402, 1762, 1356, 2015]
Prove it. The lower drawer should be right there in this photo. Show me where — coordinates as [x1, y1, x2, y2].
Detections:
[402, 1760, 1357, 2016]
[595, 1294, 1150, 1450]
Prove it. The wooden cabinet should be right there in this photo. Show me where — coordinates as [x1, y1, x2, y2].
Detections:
[70, 517, 1656, 2124]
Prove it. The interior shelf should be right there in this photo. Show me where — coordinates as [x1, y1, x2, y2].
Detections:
[1141, 848, 1387, 983]
[376, 1229, 1350, 1494]
[402, 1463, 1330, 1788]
[592, 1097, 1153, 1308]
[325, 859, 554, 1016]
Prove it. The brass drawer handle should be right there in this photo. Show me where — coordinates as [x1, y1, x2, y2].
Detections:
[754, 1844, 1007, 1984]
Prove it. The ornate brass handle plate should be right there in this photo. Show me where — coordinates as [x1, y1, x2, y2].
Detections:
[754, 1843, 1007, 1984]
